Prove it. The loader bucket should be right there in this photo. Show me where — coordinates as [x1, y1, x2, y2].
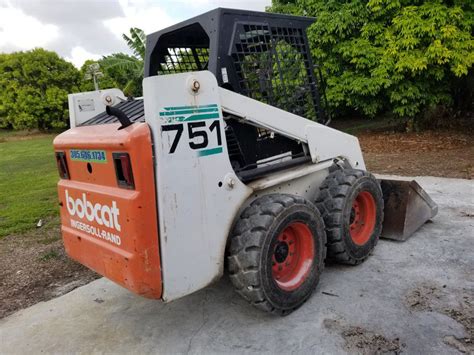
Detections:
[379, 178, 438, 241]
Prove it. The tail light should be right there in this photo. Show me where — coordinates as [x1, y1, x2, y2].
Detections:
[55, 151, 69, 179]
[113, 152, 135, 189]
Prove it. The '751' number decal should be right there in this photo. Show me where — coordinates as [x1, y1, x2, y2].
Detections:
[162, 120, 222, 154]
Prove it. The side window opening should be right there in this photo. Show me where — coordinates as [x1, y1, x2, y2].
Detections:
[153, 23, 210, 76]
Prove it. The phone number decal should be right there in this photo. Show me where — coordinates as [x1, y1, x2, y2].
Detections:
[70, 149, 107, 163]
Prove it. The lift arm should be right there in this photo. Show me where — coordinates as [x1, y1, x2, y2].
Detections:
[219, 88, 366, 170]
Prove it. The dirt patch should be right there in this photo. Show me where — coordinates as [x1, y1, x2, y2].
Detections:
[441, 298, 473, 354]
[443, 335, 472, 354]
[405, 282, 473, 353]
[357, 131, 474, 179]
[324, 319, 403, 354]
[0, 218, 98, 319]
[405, 283, 443, 311]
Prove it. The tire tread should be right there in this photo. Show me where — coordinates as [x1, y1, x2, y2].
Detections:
[227, 194, 325, 316]
[316, 169, 383, 265]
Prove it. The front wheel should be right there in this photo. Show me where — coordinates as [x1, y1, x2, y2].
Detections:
[315, 169, 384, 265]
[227, 194, 326, 316]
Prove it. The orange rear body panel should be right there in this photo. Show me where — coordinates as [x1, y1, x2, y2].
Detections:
[53, 123, 162, 299]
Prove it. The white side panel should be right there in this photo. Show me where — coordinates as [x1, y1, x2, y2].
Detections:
[255, 169, 329, 202]
[219, 88, 366, 169]
[236, 167, 332, 228]
[143, 71, 252, 301]
[248, 161, 333, 192]
[68, 88, 125, 128]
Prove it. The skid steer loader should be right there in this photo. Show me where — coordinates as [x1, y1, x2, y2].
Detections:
[54, 8, 437, 315]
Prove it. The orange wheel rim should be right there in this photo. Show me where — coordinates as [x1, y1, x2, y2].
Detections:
[272, 222, 314, 291]
[349, 191, 376, 245]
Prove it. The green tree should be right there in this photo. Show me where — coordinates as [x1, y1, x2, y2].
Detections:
[123, 27, 146, 59]
[0, 48, 80, 129]
[268, 0, 474, 121]
[266, 0, 300, 14]
[101, 27, 145, 97]
[101, 53, 143, 97]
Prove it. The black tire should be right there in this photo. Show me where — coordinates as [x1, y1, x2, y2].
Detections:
[227, 194, 326, 316]
[315, 169, 384, 265]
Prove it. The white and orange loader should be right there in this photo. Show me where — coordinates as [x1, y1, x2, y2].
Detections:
[54, 9, 437, 315]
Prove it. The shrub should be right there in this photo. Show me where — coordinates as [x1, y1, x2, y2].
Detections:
[268, 0, 474, 120]
[0, 49, 80, 129]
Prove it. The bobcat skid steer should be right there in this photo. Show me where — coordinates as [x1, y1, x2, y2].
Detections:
[54, 8, 437, 315]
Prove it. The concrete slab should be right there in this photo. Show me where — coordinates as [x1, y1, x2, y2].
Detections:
[1, 176, 473, 354]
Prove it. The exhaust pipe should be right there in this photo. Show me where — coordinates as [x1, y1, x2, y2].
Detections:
[379, 178, 438, 241]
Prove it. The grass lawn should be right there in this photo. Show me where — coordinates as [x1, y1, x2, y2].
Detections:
[0, 132, 60, 237]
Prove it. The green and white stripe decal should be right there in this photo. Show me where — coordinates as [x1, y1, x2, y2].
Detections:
[159, 104, 223, 157]
[198, 147, 223, 157]
[159, 104, 219, 124]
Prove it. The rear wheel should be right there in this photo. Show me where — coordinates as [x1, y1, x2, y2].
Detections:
[315, 169, 383, 265]
[227, 194, 326, 315]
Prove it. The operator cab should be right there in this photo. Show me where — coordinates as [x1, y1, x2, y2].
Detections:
[82, 8, 326, 182]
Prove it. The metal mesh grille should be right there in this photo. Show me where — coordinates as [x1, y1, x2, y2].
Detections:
[158, 47, 209, 74]
[232, 24, 318, 120]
